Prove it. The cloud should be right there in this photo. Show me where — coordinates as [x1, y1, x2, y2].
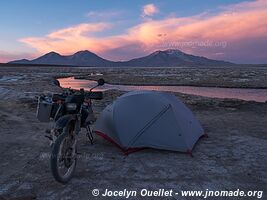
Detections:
[19, 0, 267, 63]
[142, 4, 159, 17]
[48, 23, 111, 38]
[20, 23, 113, 55]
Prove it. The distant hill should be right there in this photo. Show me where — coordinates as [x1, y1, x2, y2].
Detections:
[10, 59, 31, 64]
[122, 49, 232, 67]
[9, 49, 233, 67]
[10, 50, 113, 66]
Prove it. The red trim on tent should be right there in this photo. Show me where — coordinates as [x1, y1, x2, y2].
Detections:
[95, 131, 207, 155]
[95, 131, 145, 155]
[186, 149, 194, 157]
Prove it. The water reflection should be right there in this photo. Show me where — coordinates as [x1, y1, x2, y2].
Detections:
[58, 77, 267, 102]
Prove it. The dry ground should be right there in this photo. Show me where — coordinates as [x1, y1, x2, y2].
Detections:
[0, 66, 266, 200]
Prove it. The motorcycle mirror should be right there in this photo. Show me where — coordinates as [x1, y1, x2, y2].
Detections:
[97, 78, 105, 86]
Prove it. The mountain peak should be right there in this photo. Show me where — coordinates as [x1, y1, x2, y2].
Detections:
[125, 48, 232, 67]
[152, 49, 184, 56]
[165, 49, 183, 54]
[74, 50, 95, 56]
[44, 51, 61, 56]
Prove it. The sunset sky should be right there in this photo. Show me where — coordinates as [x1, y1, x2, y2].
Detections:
[0, 0, 267, 64]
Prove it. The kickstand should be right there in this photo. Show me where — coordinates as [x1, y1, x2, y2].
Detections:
[86, 126, 94, 145]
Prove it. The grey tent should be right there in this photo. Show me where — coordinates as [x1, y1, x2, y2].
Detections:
[94, 91, 204, 154]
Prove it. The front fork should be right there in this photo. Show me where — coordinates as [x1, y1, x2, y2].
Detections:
[46, 113, 93, 145]
[46, 114, 81, 146]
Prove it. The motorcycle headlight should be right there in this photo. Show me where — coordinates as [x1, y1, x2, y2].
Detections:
[66, 103, 77, 111]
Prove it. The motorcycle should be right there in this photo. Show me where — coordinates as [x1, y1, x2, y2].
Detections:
[36, 78, 105, 183]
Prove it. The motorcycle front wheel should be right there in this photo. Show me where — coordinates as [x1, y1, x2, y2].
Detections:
[50, 123, 77, 183]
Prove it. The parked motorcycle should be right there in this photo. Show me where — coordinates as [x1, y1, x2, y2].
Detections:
[36, 78, 105, 183]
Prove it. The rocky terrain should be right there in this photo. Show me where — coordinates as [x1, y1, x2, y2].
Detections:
[0, 65, 266, 200]
[80, 66, 267, 89]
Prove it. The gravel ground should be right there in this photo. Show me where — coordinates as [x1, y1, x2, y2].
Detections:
[0, 65, 266, 200]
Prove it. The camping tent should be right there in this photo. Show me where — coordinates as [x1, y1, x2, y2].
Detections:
[94, 90, 204, 154]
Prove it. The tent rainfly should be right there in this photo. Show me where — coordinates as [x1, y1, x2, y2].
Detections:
[94, 91, 204, 154]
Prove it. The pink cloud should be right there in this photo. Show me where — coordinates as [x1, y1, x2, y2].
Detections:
[20, 23, 113, 56]
[142, 4, 159, 17]
[19, 0, 267, 63]
[48, 23, 111, 39]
